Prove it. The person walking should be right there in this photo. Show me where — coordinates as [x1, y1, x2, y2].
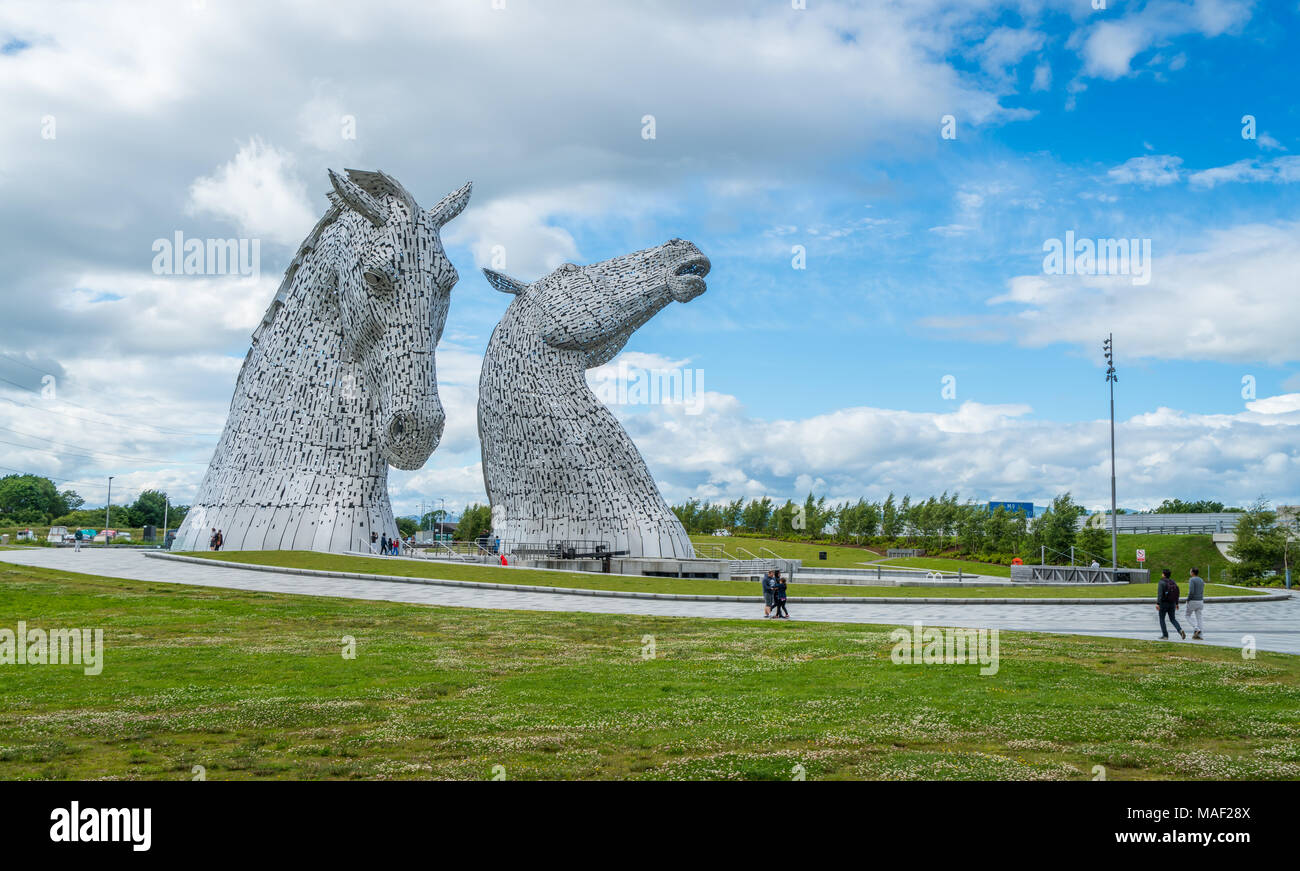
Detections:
[1156, 568, 1185, 640]
[772, 570, 790, 619]
[214, 530, 224, 551]
[74, 528, 82, 553]
[209, 528, 217, 551]
[762, 570, 775, 618]
[369, 531, 379, 555]
[1185, 567, 1205, 640]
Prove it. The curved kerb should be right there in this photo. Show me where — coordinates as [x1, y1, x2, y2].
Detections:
[141, 553, 1292, 606]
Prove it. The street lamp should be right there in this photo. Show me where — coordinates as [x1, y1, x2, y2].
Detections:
[1104, 335, 1118, 574]
[105, 476, 115, 536]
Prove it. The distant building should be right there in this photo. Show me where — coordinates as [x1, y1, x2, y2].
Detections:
[1077, 512, 1244, 535]
[987, 501, 1034, 518]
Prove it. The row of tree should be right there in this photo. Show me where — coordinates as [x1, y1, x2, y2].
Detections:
[0, 475, 188, 529]
[396, 503, 494, 542]
[1149, 499, 1243, 514]
[1228, 501, 1298, 582]
[673, 492, 1296, 580]
[672, 492, 1096, 562]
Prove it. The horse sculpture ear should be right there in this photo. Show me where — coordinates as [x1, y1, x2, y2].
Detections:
[482, 268, 529, 295]
[329, 169, 388, 228]
[428, 181, 473, 229]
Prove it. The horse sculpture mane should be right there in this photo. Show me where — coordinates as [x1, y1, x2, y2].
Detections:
[174, 169, 471, 554]
[477, 238, 711, 559]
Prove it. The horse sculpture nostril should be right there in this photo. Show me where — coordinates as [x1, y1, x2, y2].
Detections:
[667, 254, 710, 302]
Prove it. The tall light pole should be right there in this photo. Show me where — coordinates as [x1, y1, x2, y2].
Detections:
[1104, 335, 1118, 573]
[163, 495, 169, 545]
[105, 476, 115, 535]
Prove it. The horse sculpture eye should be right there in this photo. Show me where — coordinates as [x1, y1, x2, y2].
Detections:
[363, 267, 395, 296]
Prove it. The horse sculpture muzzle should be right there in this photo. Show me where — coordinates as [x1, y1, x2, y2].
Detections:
[666, 242, 711, 303]
[379, 398, 445, 470]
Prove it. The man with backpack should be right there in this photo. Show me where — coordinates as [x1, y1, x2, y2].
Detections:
[1156, 568, 1185, 640]
[1185, 567, 1205, 640]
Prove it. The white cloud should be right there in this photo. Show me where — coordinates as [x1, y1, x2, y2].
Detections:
[928, 224, 974, 237]
[955, 220, 1300, 365]
[1079, 20, 1151, 79]
[1031, 61, 1052, 91]
[1188, 156, 1300, 188]
[972, 27, 1045, 79]
[186, 139, 317, 247]
[1074, 0, 1253, 80]
[1246, 393, 1300, 415]
[621, 392, 1300, 509]
[1107, 154, 1183, 186]
[1256, 132, 1285, 151]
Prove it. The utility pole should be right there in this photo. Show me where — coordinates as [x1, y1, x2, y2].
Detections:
[105, 476, 115, 537]
[1104, 334, 1118, 574]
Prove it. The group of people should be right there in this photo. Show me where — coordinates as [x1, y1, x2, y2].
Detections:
[369, 532, 407, 556]
[1155, 567, 1207, 640]
[761, 569, 789, 618]
[207, 528, 224, 551]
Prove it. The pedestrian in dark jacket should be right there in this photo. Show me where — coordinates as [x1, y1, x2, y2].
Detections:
[772, 571, 789, 619]
[762, 570, 775, 618]
[1156, 568, 1185, 640]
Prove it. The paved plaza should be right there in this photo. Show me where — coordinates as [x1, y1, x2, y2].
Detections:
[2, 547, 1296, 654]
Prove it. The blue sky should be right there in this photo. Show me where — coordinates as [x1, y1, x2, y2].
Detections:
[0, 0, 1297, 516]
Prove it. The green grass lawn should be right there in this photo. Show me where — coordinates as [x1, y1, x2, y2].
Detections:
[175, 550, 1264, 598]
[692, 533, 1245, 584]
[689, 535, 883, 568]
[1, 562, 1296, 780]
[874, 556, 1013, 577]
[1102, 533, 1235, 581]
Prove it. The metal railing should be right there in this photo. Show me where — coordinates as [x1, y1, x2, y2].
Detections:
[728, 558, 780, 575]
[1076, 513, 1243, 535]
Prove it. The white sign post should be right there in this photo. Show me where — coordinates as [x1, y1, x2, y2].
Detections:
[1136, 548, 1146, 565]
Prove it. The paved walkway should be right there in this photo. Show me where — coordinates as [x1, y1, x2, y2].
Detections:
[3, 547, 1297, 655]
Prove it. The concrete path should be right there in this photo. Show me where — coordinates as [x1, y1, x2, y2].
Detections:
[3, 547, 1297, 655]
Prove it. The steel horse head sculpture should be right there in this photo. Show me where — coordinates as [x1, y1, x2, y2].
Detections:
[477, 239, 711, 559]
[174, 169, 471, 553]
